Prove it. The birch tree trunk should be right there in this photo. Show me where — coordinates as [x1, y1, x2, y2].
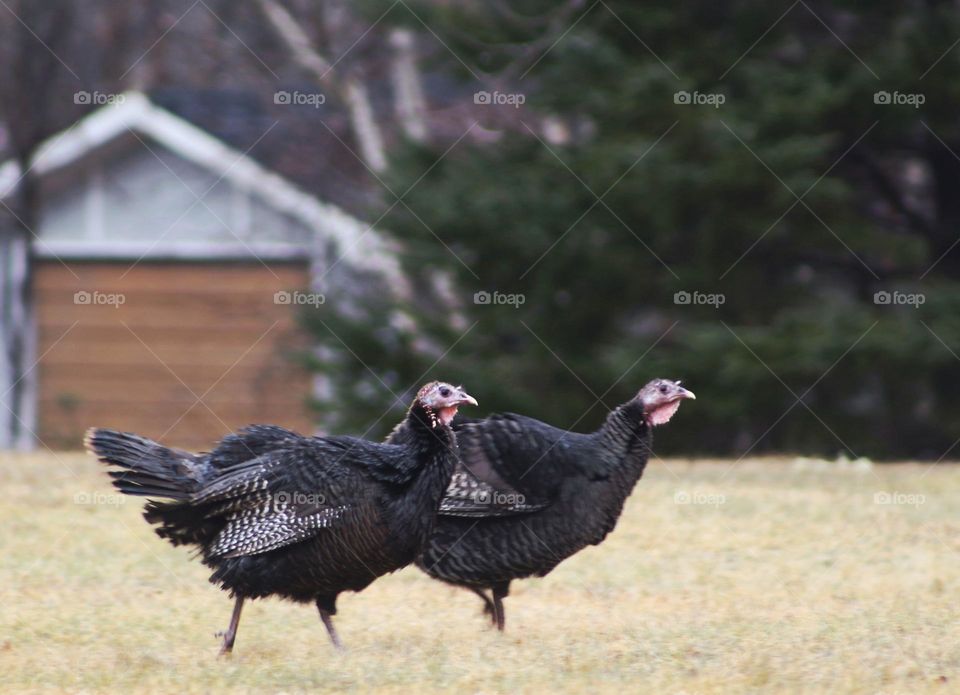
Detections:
[389, 28, 428, 143]
[256, 0, 388, 172]
[0, 176, 36, 450]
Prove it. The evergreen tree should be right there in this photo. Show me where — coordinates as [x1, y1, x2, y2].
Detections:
[308, 0, 960, 459]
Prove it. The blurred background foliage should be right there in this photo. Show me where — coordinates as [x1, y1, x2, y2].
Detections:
[310, 0, 960, 459]
[2, 0, 958, 458]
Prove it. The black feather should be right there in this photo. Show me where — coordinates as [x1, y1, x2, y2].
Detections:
[84, 391, 461, 647]
[388, 397, 661, 629]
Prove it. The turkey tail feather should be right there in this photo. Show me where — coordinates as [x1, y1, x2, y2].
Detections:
[84, 428, 201, 499]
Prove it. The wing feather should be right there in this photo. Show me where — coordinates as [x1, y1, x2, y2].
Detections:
[434, 414, 574, 517]
[194, 433, 386, 558]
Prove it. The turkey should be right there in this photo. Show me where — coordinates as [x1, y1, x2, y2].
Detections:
[389, 378, 693, 630]
[85, 381, 476, 653]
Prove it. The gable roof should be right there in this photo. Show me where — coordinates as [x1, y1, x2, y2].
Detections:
[0, 91, 405, 289]
[148, 87, 379, 217]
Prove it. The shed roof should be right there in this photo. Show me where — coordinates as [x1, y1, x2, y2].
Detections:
[0, 91, 404, 288]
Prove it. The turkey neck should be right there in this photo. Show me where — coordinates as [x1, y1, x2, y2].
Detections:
[593, 399, 652, 481]
[387, 402, 459, 543]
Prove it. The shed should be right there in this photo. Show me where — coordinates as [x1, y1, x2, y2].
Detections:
[0, 92, 404, 449]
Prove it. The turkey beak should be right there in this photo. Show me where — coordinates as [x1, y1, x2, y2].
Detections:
[677, 387, 696, 400]
[457, 390, 478, 407]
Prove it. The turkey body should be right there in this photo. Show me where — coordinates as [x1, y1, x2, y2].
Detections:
[388, 378, 694, 630]
[86, 381, 475, 651]
[186, 426, 457, 611]
[416, 401, 651, 589]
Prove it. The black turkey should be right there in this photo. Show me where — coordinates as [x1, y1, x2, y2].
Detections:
[86, 381, 476, 653]
[389, 378, 693, 630]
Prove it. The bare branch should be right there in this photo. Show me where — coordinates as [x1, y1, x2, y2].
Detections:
[855, 151, 933, 239]
[256, 0, 387, 172]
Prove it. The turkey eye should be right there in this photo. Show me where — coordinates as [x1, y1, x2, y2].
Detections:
[440, 387, 451, 397]
[659, 385, 668, 394]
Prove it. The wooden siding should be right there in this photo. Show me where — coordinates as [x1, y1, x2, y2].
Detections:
[35, 261, 315, 450]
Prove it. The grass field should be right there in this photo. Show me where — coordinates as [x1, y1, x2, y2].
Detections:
[1, 451, 958, 694]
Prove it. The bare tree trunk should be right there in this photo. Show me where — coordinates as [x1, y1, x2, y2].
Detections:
[0, 178, 36, 450]
[0, 0, 69, 452]
[390, 28, 427, 142]
[0, 235, 17, 450]
[256, 0, 388, 172]
[309, 238, 333, 436]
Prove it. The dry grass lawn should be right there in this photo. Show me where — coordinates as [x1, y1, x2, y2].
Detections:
[1, 450, 958, 693]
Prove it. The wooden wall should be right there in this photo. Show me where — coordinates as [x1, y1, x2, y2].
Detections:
[34, 261, 315, 450]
